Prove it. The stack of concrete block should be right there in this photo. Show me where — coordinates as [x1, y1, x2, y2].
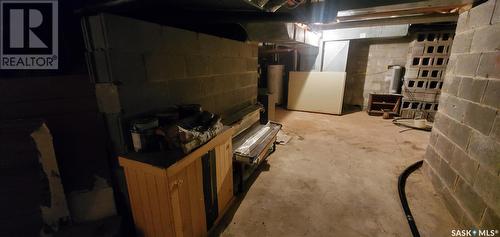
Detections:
[401, 31, 454, 120]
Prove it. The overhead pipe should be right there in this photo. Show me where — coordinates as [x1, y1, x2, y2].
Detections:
[259, 48, 295, 54]
[315, 13, 459, 30]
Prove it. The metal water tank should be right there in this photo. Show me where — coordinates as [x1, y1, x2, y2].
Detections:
[267, 65, 284, 105]
[387, 65, 403, 94]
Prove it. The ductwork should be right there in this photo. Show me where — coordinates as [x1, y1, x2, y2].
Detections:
[243, 22, 320, 46]
[322, 24, 409, 41]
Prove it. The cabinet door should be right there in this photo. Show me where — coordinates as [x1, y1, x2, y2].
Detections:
[169, 159, 207, 237]
[122, 162, 176, 237]
[215, 139, 233, 214]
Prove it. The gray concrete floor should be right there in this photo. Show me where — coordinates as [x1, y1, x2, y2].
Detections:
[219, 109, 457, 237]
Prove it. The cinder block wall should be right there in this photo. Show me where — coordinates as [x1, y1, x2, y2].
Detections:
[85, 14, 258, 153]
[401, 30, 454, 121]
[423, 0, 500, 229]
[345, 38, 411, 107]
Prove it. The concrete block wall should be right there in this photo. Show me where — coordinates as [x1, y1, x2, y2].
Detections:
[344, 38, 411, 107]
[85, 14, 258, 153]
[423, 0, 500, 230]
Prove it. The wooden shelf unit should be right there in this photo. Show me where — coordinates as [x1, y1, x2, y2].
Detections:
[367, 93, 403, 116]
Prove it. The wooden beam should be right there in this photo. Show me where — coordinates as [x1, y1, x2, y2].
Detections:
[336, 0, 476, 21]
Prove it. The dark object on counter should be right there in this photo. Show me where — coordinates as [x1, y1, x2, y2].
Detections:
[156, 109, 179, 126]
[367, 93, 403, 116]
[131, 117, 158, 130]
[156, 111, 224, 154]
[178, 111, 219, 131]
[131, 129, 162, 153]
[178, 104, 202, 118]
[130, 118, 161, 152]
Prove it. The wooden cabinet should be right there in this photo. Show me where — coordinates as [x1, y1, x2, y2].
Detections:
[215, 139, 233, 215]
[168, 158, 206, 237]
[122, 162, 178, 237]
[119, 128, 234, 237]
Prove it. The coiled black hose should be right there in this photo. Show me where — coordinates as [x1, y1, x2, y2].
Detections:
[398, 160, 423, 237]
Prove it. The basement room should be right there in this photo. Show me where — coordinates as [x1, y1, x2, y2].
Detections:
[1, 0, 499, 236]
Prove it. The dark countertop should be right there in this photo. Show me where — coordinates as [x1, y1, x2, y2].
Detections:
[120, 149, 185, 168]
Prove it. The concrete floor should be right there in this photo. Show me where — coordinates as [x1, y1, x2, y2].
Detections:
[218, 109, 457, 237]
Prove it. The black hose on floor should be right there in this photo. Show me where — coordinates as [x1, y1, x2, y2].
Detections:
[398, 160, 423, 237]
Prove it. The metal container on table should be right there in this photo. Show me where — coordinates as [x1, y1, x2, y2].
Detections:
[387, 65, 403, 94]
